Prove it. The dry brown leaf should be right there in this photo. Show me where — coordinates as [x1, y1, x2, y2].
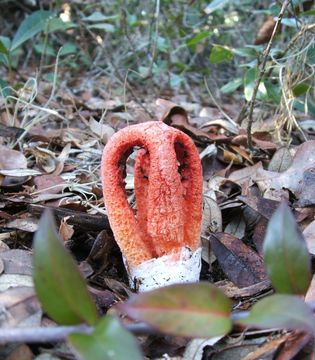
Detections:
[33, 174, 66, 194]
[89, 117, 115, 144]
[0, 286, 41, 328]
[59, 217, 74, 242]
[217, 147, 243, 165]
[229, 144, 254, 165]
[0, 249, 33, 276]
[30, 146, 57, 173]
[201, 194, 222, 264]
[0, 145, 27, 170]
[274, 331, 313, 360]
[229, 161, 263, 186]
[5, 344, 33, 360]
[0, 241, 10, 252]
[268, 146, 293, 172]
[0, 274, 33, 291]
[5, 217, 38, 232]
[255, 140, 315, 205]
[157, 98, 217, 143]
[215, 279, 271, 299]
[211, 233, 267, 288]
[243, 333, 291, 360]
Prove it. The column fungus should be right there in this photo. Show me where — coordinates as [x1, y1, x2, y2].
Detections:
[101, 121, 203, 291]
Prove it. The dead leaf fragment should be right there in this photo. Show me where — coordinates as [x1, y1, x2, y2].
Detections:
[0, 249, 33, 275]
[59, 218, 74, 242]
[6, 344, 33, 360]
[89, 117, 115, 144]
[0, 145, 27, 170]
[211, 233, 267, 288]
[0, 286, 41, 328]
[303, 220, 315, 255]
[33, 174, 66, 194]
[268, 146, 293, 172]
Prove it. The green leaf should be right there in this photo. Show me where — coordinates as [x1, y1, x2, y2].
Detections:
[87, 23, 115, 32]
[209, 45, 234, 64]
[244, 68, 259, 101]
[220, 77, 243, 94]
[0, 36, 11, 51]
[204, 0, 230, 14]
[82, 12, 118, 22]
[303, 9, 315, 16]
[11, 10, 54, 51]
[33, 43, 56, 57]
[33, 210, 98, 325]
[0, 79, 11, 98]
[239, 294, 315, 333]
[265, 81, 281, 104]
[157, 36, 169, 52]
[233, 47, 257, 58]
[263, 203, 311, 295]
[59, 42, 77, 56]
[69, 316, 142, 360]
[118, 282, 232, 338]
[0, 40, 9, 55]
[293, 82, 310, 97]
[42, 73, 55, 83]
[307, 96, 315, 116]
[170, 73, 184, 88]
[46, 17, 75, 33]
[186, 31, 211, 47]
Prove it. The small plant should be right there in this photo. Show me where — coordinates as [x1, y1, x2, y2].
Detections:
[32, 202, 313, 359]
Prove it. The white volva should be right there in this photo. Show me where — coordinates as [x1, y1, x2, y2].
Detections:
[126, 247, 202, 292]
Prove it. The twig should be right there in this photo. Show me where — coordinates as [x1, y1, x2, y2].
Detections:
[247, 0, 291, 149]
[0, 323, 154, 345]
[2, 301, 315, 345]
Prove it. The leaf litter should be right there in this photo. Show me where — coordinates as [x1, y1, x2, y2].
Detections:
[0, 64, 315, 360]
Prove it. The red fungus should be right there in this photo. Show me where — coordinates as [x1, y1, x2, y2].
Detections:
[101, 121, 203, 290]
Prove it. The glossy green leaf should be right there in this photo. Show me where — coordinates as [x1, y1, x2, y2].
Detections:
[204, 0, 230, 14]
[293, 83, 310, 97]
[118, 282, 232, 338]
[209, 45, 234, 64]
[220, 77, 243, 94]
[239, 294, 315, 333]
[244, 68, 259, 101]
[263, 203, 311, 295]
[186, 31, 211, 47]
[33, 210, 98, 325]
[11, 10, 54, 51]
[69, 316, 142, 360]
